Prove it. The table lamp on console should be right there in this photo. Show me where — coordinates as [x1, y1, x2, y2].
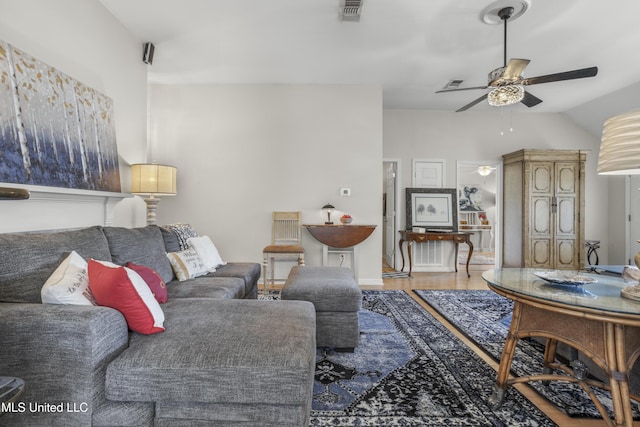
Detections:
[322, 203, 335, 225]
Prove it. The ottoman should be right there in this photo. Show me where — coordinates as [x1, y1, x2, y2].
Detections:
[282, 266, 362, 351]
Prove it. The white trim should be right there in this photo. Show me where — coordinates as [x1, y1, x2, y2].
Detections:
[0, 183, 131, 231]
[359, 278, 384, 286]
[383, 158, 402, 270]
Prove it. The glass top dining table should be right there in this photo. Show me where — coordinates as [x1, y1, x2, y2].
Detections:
[482, 268, 640, 316]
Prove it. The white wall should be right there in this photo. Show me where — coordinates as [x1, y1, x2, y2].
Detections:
[383, 109, 610, 264]
[0, 0, 147, 231]
[148, 84, 383, 284]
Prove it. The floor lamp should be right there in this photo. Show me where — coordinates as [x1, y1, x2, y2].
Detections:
[131, 163, 177, 225]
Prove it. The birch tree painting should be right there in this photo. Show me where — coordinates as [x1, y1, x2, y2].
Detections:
[0, 41, 121, 192]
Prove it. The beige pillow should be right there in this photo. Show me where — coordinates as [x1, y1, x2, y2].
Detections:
[166, 248, 209, 281]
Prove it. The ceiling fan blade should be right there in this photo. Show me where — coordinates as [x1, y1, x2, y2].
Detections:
[522, 66, 598, 86]
[521, 91, 543, 108]
[436, 86, 488, 93]
[456, 94, 488, 112]
[503, 58, 530, 80]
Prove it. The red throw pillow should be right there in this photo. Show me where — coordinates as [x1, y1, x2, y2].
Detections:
[126, 262, 168, 303]
[88, 259, 165, 335]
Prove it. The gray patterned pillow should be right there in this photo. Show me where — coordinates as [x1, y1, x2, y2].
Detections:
[162, 223, 198, 250]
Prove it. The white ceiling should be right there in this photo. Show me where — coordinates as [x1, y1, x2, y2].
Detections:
[99, 0, 640, 113]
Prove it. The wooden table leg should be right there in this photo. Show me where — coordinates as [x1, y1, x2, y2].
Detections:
[399, 238, 406, 272]
[542, 338, 558, 385]
[454, 242, 459, 273]
[465, 240, 473, 278]
[609, 323, 634, 427]
[489, 301, 522, 408]
[407, 241, 414, 277]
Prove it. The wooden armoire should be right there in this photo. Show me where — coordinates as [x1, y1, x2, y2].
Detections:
[502, 149, 585, 269]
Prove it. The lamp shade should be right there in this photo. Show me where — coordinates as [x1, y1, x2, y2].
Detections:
[598, 109, 640, 175]
[131, 163, 177, 195]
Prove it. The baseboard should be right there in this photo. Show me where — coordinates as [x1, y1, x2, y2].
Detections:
[358, 278, 383, 286]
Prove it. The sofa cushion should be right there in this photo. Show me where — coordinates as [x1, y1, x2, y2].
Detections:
[41, 251, 96, 305]
[102, 226, 174, 284]
[166, 248, 209, 281]
[88, 259, 165, 335]
[126, 262, 168, 303]
[166, 276, 246, 299]
[0, 226, 112, 303]
[106, 298, 316, 407]
[207, 263, 261, 299]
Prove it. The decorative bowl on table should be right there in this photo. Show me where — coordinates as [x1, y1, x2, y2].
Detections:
[533, 271, 597, 286]
[340, 215, 352, 224]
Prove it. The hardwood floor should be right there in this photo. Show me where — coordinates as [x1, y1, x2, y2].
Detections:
[376, 266, 636, 427]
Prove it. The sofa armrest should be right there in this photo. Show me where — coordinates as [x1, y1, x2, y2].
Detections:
[0, 302, 129, 424]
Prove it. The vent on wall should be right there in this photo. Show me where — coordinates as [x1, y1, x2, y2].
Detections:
[341, 0, 363, 22]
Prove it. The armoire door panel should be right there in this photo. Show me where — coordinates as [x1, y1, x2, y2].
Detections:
[531, 239, 552, 266]
[531, 164, 553, 194]
[556, 239, 577, 268]
[556, 163, 577, 194]
[557, 197, 576, 235]
[532, 197, 551, 234]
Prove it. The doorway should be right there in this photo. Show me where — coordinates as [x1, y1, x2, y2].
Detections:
[456, 160, 501, 267]
[383, 160, 400, 270]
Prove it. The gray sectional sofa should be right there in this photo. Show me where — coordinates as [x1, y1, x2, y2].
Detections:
[0, 225, 316, 426]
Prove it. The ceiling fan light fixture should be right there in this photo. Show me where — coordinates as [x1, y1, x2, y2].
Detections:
[477, 165, 495, 176]
[487, 84, 524, 107]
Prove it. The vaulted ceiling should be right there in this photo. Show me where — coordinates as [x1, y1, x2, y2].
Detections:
[100, 0, 640, 113]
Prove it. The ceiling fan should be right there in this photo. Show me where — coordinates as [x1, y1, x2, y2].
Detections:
[436, 6, 598, 112]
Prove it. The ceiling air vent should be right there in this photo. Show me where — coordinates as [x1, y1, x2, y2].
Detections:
[341, 0, 363, 22]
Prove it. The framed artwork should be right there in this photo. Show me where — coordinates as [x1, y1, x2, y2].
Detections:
[412, 159, 444, 188]
[406, 188, 457, 231]
[458, 185, 483, 211]
[0, 41, 121, 192]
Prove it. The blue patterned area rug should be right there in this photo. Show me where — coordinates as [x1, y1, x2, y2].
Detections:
[415, 289, 640, 421]
[309, 290, 555, 426]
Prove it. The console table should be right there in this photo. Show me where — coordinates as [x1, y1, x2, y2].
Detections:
[303, 224, 376, 280]
[482, 268, 640, 427]
[398, 230, 473, 277]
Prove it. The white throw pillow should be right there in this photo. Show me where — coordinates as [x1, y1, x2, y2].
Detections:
[41, 251, 97, 305]
[187, 235, 226, 272]
[166, 248, 209, 281]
